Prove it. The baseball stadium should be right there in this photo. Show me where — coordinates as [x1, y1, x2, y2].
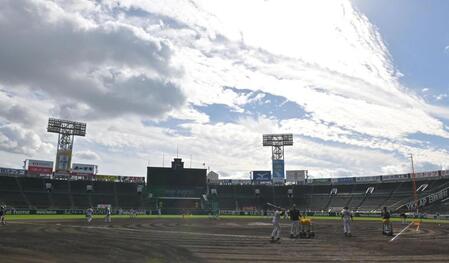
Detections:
[1, 122, 449, 262]
[3, 0, 449, 262]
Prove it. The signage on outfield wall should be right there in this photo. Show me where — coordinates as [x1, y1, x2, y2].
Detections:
[331, 177, 355, 184]
[230, 180, 252, 185]
[414, 171, 440, 179]
[27, 159, 53, 174]
[252, 171, 272, 181]
[96, 175, 118, 182]
[286, 170, 307, 183]
[0, 167, 26, 176]
[339, 177, 355, 184]
[355, 176, 381, 183]
[403, 187, 449, 210]
[310, 178, 331, 184]
[272, 160, 284, 183]
[382, 174, 410, 181]
[71, 163, 97, 175]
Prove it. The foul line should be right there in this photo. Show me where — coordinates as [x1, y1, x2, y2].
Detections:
[10, 221, 271, 240]
[389, 222, 414, 242]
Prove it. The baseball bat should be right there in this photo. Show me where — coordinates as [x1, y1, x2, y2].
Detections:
[266, 202, 283, 210]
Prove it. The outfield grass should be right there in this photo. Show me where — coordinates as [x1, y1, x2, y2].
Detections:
[4, 214, 449, 224]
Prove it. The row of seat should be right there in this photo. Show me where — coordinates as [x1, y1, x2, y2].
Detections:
[0, 176, 143, 209]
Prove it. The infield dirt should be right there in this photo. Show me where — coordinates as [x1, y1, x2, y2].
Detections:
[1, 217, 448, 262]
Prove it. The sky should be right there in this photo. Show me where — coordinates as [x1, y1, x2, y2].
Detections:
[0, 0, 449, 179]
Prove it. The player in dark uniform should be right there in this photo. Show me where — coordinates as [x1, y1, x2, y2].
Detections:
[382, 207, 393, 236]
[0, 205, 6, 225]
[400, 212, 407, 225]
[288, 204, 301, 238]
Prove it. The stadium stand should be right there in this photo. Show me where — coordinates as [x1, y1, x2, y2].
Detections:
[2, 169, 449, 214]
[0, 175, 144, 210]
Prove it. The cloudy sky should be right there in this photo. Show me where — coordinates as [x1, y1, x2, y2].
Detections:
[1, 0, 449, 179]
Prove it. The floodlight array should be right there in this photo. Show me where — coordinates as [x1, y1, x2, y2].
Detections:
[262, 134, 293, 146]
[47, 118, 87, 136]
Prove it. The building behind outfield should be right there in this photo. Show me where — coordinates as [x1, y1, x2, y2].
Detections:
[146, 158, 207, 211]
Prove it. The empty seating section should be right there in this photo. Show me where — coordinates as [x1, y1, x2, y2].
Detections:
[51, 180, 70, 193]
[116, 182, 141, 209]
[2, 175, 449, 212]
[329, 195, 351, 210]
[91, 194, 115, 206]
[19, 177, 47, 192]
[70, 180, 90, 193]
[51, 193, 71, 208]
[118, 195, 141, 209]
[93, 181, 114, 193]
[72, 194, 91, 208]
[0, 176, 20, 191]
[0, 176, 142, 209]
[0, 192, 26, 207]
[26, 193, 50, 209]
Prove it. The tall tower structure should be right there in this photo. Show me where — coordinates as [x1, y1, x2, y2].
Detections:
[263, 134, 293, 183]
[47, 118, 86, 172]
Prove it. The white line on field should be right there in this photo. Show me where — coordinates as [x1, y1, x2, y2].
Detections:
[389, 222, 414, 242]
[10, 221, 275, 240]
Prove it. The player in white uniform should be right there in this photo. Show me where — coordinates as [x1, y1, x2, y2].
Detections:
[0, 206, 6, 225]
[86, 207, 93, 223]
[104, 207, 112, 223]
[271, 209, 285, 242]
[341, 206, 353, 237]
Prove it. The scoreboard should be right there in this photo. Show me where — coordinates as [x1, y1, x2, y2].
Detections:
[147, 167, 207, 187]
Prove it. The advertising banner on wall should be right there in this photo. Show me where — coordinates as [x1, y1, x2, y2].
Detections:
[0, 167, 26, 176]
[96, 175, 118, 182]
[120, 176, 145, 183]
[252, 171, 272, 181]
[71, 163, 97, 175]
[272, 160, 285, 183]
[286, 170, 307, 183]
[27, 159, 53, 174]
[310, 178, 331, 184]
[336, 177, 355, 184]
[414, 171, 440, 179]
[355, 176, 381, 183]
[56, 150, 72, 172]
[382, 173, 410, 181]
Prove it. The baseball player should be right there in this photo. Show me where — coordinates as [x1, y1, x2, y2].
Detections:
[0, 205, 6, 225]
[400, 212, 407, 225]
[288, 204, 301, 238]
[341, 206, 353, 237]
[382, 207, 393, 236]
[104, 207, 112, 223]
[271, 209, 285, 242]
[86, 207, 93, 223]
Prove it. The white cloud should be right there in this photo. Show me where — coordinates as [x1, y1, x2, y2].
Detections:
[435, 94, 447, 101]
[74, 150, 101, 161]
[0, 0, 186, 120]
[0, 0, 448, 178]
[0, 124, 53, 156]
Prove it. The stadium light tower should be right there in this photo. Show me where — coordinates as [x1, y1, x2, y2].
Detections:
[263, 134, 293, 182]
[47, 118, 86, 172]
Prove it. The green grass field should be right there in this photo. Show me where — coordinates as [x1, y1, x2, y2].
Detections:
[4, 214, 449, 224]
